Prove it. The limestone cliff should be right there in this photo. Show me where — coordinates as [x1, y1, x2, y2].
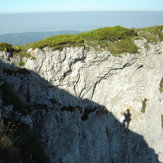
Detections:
[0, 38, 163, 162]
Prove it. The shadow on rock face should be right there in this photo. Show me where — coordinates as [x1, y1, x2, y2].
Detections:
[0, 60, 160, 163]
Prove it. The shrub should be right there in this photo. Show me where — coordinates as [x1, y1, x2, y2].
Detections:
[14, 46, 20, 51]
[31, 34, 84, 50]
[79, 26, 137, 42]
[137, 25, 163, 43]
[0, 43, 31, 59]
[11, 25, 163, 57]
[109, 39, 138, 54]
[0, 42, 13, 52]
[79, 26, 138, 55]
[13, 50, 31, 59]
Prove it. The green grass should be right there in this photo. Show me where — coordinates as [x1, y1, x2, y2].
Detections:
[79, 26, 138, 55]
[13, 44, 31, 59]
[1, 25, 163, 57]
[141, 98, 147, 113]
[11, 26, 139, 57]
[0, 42, 32, 59]
[31, 34, 84, 51]
[79, 26, 137, 41]
[0, 42, 13, 52]
[19, 60, 25, 66]
[136, 25, 163, 43]
[106, 39, 138, 55]
[14, 51, 31, 58]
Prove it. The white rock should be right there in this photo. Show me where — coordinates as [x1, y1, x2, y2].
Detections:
[1, 40, 163, 162]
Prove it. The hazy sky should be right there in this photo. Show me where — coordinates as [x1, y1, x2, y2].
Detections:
[0, 1, 163, 35]
[0, 11, 163, 35]
[1, 0, 163, 13]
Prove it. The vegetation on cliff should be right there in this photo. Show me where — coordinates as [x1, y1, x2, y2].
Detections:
[31, 34, 84, 51]
[0, 122, 49, 163]
[0, 81, 49, 163]
[0, 25, 163, 57]
[137, 25, 163, 43]
[79, 25, 138, 54]
[0, 42, 13, 52]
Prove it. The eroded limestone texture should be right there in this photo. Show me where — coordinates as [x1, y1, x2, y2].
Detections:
[0, 39, 163, 162]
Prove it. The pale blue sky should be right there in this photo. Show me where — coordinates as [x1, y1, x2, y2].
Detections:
[0, 0, 163, 35]
[1, 0, 163, 13]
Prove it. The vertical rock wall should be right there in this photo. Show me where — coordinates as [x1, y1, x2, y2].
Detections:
[0, 40, 163, 162]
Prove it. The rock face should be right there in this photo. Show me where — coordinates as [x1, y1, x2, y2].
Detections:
[1, 39, 163, 162]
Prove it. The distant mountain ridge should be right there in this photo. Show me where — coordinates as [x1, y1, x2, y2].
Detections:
[0, 30, 81, 45]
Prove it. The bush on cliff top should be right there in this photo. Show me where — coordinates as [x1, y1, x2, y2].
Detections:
[1, 25, 163, 56]
[19, 26, 138, 55]
[79, 26, 137, 42]
[137, 25, 163, 43]
[0, 42, 13, 52]
[79, 26, 138, 55]
[0, 42, 30, 59]
[27, 25, 163, 55]
[31, 34, 84, 51]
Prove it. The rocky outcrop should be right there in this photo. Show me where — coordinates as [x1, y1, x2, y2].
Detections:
[0, 39, 163, 162]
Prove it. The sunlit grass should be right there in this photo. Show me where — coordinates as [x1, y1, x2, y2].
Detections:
[31, 34, 84, 51]
[136, 25, 163, 43]
[1, 25, 163, 57]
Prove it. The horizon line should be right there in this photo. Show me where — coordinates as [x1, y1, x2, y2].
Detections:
[1, 24, 163, 36]
[1, 10, 163, 14]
